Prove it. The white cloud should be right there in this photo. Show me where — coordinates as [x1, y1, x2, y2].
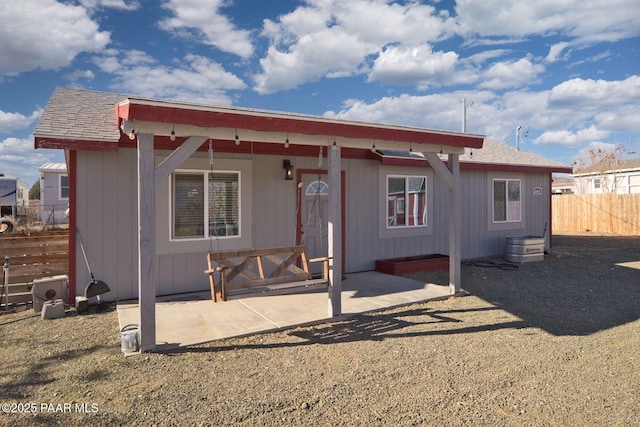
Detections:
[64, 69, 96, 83]
[325, 90, 497, 133]
[0, 137, 53, 183]
[0, 0, 110, 76]
[546, 42, 570, 63]
[0, 109, 41, 134]
[464, 49, 510, 65]
[94, 50, 247, 104]
[455, 0, 640, 44]
[479, 56, 545, 90]
[534, 126, 610, 147]
[548, 76, 640, 111]
[368, 45, 459, 86]
[159, 0, 253, 59]
[595, 104, 640, 134]
[78, 0, 140, 11]
[254, 0, 454, 94]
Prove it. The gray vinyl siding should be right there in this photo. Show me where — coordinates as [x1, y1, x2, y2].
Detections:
[75, 148, 553, 301]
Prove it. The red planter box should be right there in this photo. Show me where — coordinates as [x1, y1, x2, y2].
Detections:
[375, 254, 450, 275]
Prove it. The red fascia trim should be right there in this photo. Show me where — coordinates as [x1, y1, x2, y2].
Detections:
[460, 162, 573, 174]
[119, 103, 484, 149]
[35, 137, 119, 152]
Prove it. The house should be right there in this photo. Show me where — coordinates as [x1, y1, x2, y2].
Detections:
[551, 176, 575, 194]
[572, 158, 640, 194]
[0, 175, 29, 218]
[34, 87, 571, 351]
[39, 162, 69, 224]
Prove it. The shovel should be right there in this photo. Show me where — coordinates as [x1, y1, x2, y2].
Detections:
[76, 228, 111, 299]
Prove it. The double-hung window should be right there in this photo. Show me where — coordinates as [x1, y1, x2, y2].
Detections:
[387, 175, 427, 228]
[493, 178, 521, 223]
[59, 175, 69, 200]
[172, 171, 239, 239]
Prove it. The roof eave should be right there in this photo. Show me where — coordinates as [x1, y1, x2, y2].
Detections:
[117, 99, 485, 150]
[34, 136, 120, 152]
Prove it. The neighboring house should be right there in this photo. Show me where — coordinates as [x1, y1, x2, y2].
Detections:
[34, 87, 571, 349]
[0, 175, 29, 218]
[39, 162, 69, 223]
[551, 176, 575, 194]
[572, 158, 640, 194]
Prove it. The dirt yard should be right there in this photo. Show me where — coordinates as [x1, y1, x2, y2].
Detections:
[0, 233, 638, 426]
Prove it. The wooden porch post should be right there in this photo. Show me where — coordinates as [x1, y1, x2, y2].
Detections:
[328, 143, 342, 316]
[424, 151, 461, 294]
[448, 153, 461, 293]
[137, 132, 156, 352]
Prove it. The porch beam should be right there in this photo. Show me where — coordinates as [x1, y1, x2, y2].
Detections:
[424, 152, 453, 189]
[328, 143, 342, 316]
[448, 153, 462, 294]
[137, 132, 156, 352]
[154, 136, 208, 186]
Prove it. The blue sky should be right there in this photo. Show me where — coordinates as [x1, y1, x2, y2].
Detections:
[1, 0, 639, 186]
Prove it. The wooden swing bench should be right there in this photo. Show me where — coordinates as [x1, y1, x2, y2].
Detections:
[204, 245, 330, 302]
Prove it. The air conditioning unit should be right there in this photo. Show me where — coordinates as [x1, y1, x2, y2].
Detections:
[32, 275, 69, 313]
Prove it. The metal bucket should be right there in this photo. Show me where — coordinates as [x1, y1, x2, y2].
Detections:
[120, 324, 139, 353]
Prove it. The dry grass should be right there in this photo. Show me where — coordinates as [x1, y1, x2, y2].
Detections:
[0, 234, 638, 426]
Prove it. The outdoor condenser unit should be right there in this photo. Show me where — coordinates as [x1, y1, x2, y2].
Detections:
[32, 275, 69, 313]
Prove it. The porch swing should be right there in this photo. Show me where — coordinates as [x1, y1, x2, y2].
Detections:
[204, 138, 331, 302]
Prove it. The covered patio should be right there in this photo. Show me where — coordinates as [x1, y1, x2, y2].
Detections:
[116, 271, 453, 350]
[34, 88, 485, 353]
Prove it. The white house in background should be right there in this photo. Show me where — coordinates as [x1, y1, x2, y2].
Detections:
[0, 176, 29, 218]
[551, 176, 575, 194]
[572, 159, 640, 194]
[39, 162, 69, 223]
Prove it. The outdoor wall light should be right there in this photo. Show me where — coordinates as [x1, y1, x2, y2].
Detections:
[283, 159, 294, 180]
[128, 128, 136, 140]
[170, 124, 176, 142]
[235, 129, 240, 145]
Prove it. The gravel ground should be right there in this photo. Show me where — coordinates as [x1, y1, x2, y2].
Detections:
[0, 233, 639, 426]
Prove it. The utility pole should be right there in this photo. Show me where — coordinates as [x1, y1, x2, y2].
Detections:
[462, 98, 467, 133]
[516, 125, 521, 150]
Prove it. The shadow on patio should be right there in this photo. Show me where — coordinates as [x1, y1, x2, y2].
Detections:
[116, 271, 453, 351]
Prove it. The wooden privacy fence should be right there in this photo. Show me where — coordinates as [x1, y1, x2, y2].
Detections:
[0, 231, 69, 308]
[552, 193, 640, 235]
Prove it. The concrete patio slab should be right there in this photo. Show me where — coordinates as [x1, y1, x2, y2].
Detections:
[116, 271, 452, 350]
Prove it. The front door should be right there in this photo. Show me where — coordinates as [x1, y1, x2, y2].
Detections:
[300, 173, 329, 275]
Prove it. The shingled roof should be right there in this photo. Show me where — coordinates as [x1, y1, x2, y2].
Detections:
[456, 138, 572, 173]
[35, 87, 125, 143]
[34, 87, 570, 173]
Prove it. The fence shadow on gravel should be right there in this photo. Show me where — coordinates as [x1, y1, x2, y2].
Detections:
[460, 234, 640, 337]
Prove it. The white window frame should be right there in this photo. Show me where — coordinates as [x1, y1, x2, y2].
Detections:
[170, 169, 241, 241]
[59, 175, 69, 200]
[492, 178, 521, 224]
[386, 175, 427, 229]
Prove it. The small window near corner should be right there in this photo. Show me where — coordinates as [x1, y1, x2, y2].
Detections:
[59, 175, 69, 200]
